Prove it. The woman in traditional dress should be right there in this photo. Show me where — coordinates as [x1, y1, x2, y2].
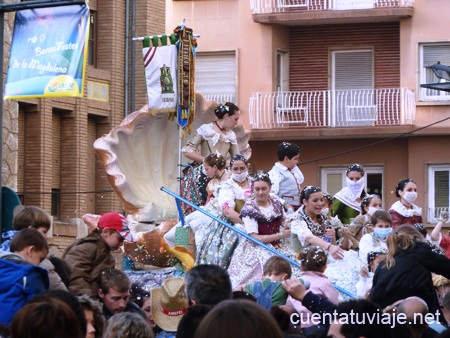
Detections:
[332, 164, 367, 225]
[290, 186, 361, 298]
[163, 153, 230, 252]
[228, 172, 292, 289]
[180, 102, 240, 212]
[388, 178, 423, 229]
[196, 154, 252, 269]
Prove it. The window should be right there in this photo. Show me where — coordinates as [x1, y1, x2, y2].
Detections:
[88, 11, 97, 67]
[195, 51, 237, 104]
[320, 166, 384, 207]
[419, 43, 450, 101]
[51, 188, 60, 217]
[428, 165, 450, 222]
[331, 50, 375, 126]
[276, 50, 289, 92]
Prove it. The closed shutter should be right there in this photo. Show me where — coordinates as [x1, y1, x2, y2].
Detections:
[195, 51, 237, 104]
[332, 50, 374, 126]
[333, 50, 373, 90]
[422, 44, 450, 98]
[435, 170, 449, 209]
[423, 45, 450, 67]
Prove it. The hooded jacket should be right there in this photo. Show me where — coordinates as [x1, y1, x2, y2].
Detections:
[0, 251, 49, 325]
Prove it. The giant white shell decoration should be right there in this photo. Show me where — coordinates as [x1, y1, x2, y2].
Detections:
[94, 93, 251, 223]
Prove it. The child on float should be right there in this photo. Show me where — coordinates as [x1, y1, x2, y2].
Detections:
[347, 194, 382, 250]
[355, 248, 386, 298]
[358, 210, 392, 266]
[284, 246, 339, 334]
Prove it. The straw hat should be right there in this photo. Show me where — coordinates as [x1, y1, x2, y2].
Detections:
[151, 277, 188, 332]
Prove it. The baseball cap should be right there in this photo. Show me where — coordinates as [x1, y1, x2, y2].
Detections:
[98, 212, 132, 241]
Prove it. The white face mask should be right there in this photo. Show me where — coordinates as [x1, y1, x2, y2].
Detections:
[346, 176, 365, 199]
[321, 208, 329, 216]
[367, 206, 379, 216]
[403, 191, 417, 205]
[232, 172, 248, 183]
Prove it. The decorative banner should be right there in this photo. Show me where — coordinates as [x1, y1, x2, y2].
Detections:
[174, 25, 197, 131]
[4, 4, 90, 99]
[142, 35, 178, 114]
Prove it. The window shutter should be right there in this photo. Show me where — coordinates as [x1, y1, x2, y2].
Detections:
[334, 50, 373, 90]
[195, 52, 237, 103]
[423, 45, 450, 67]
[435, 170, 450, 208]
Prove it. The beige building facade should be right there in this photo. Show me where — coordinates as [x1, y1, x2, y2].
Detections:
[1, 0, 166, 250]
[167, 0, 450, 223]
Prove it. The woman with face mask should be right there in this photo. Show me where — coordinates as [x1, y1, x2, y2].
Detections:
[332, 164, 367, 226]
[196, 154, 252, 269]
[347, 194, 383, 250]
[388, 178, 423, 229]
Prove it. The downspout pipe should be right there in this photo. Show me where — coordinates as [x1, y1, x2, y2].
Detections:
[124, 0, 130, 116]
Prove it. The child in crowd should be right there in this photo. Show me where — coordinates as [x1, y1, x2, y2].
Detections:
[285, 246, 339, 333]
[0, 205, 51, 252]
[355, 248, 386, 299]
[63, 212, 131, 296]
[0, 228, 50, 325]
[348, 194, 382, 250]
[245, 256, 292, 310]
[358, 210, 392, 265]
[3, 205, 68, 290]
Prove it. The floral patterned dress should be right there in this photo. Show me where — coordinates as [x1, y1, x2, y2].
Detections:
[195, 177, 251, 269]
[289, 205, 361, 299]
[180, 123, 239, 213]
[228, 195, 294, 289]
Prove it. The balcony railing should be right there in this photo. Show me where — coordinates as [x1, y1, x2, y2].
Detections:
[250, 0, 414, 14]
[249, 88, 416, 129]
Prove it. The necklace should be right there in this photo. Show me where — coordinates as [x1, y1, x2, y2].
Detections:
[215, 121, 225, 131]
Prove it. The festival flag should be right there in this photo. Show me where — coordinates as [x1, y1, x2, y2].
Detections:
[142, 35, 178, 114]
[174, 25, 196, 130]
[4, 4, 90, 99]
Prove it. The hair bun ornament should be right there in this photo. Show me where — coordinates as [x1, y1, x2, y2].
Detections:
[214, 102, 230, 115]
[251, 171, 270, 184]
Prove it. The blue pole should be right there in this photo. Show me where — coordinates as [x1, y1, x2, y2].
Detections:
[160, 186, 356, 298]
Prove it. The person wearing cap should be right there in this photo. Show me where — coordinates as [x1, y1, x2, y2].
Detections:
[151, 277, 189, 338]
[63, 212, 130, 296]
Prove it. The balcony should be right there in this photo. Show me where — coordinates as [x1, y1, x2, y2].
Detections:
[250, 0, 414, 25]
[248, 88, 415, 131]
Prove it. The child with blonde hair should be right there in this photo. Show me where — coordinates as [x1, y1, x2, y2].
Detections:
[285, 246, 339, 333]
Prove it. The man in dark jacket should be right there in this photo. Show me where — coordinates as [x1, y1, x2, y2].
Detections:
[98, 268, 146, 321]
